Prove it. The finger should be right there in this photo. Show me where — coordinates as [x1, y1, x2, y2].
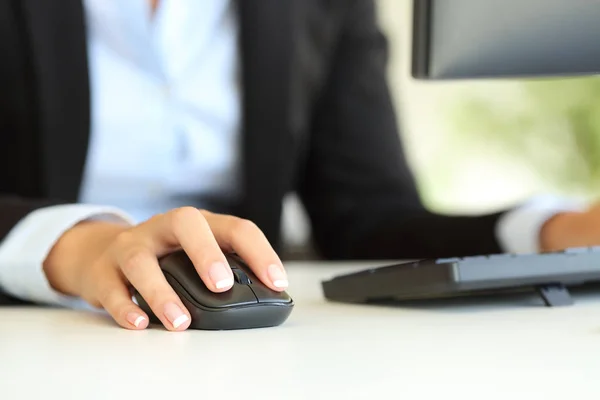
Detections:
[112, 234, 192, 331]
[92, 260, 150, 330]
[202, 211, 289, 292]
[146, 207, 234, 293]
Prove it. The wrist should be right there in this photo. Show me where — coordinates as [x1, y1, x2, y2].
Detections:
[43, 220, 129, 297]
[539, 211, 587, 252]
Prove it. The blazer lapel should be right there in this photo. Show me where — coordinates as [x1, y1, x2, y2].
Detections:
[17, 0, 90, 201]
[237, 0, 296, 247]
[12, 0, 297, 248]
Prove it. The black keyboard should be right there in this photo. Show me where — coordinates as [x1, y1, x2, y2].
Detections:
[321, 247, 600, 307]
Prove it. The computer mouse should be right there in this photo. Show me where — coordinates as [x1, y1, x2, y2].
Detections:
[132, 250, 294, 330]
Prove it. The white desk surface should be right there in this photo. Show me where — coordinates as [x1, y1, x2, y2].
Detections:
[1, 261, 600, 400]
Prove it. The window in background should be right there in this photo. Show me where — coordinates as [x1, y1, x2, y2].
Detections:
[378, 1, 599, 215]
[283, 1, 600, 255]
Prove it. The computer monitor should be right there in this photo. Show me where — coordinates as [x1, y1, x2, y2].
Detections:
[412, 0, 600, 79]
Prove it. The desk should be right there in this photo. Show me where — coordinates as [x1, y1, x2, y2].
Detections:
[1, 262, 600, 399]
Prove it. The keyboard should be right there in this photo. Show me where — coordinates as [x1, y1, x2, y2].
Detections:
[321, 247, 600, 307]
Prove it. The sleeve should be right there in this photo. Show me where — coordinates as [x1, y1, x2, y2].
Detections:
[297, 0, 506, 260]
[0, 203, 134, 307]
[495, 195, 587, 254]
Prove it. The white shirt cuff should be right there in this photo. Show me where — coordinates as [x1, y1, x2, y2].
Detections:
[0, 204, 134, 308]
[495, 195, 587, 254]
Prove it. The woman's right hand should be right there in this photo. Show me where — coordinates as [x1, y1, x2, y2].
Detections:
[43, 207, 289, 331]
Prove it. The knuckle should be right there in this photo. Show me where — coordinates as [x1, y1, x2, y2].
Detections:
[133, 287, 157, 309]
[120, 247, 150, 274]
[97, 286, 121, 309]
[147, 290, 171, 310]
[146, 213, 164, 226]
[135, 286, 171, 311]
[169, 207, 202, 229]
[232, 217, 260, 236]
[112, 230, 136, 250]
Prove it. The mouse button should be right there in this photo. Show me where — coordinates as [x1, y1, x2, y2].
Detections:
[223, 285, 259, 307]
[226, 254, 246, 269]
[158, 250, 194, 276]
[164, 272, 258, 309]
[159, 252, 205, 288]
[248, 284, 293, 304]
[232, 268, 252, 285]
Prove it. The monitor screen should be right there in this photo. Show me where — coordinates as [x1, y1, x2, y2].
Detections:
[412, 0, 600, 79]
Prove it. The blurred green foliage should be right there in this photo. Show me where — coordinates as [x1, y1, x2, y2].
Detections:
[449, 76, 600, 198]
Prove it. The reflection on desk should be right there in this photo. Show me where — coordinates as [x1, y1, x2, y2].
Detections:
[1, 262, 599, 400]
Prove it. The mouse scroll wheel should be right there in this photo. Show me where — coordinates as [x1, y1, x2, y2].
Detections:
[232, 267, 252, 285]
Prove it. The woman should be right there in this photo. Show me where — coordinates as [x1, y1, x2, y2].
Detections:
[0, 0, 590, 331]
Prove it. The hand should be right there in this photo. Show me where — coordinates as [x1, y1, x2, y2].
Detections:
[43, 207, 289, 331]
[540, 204, 600, 252]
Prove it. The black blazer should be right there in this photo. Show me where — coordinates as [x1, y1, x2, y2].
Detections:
[0, 0, 505, 274]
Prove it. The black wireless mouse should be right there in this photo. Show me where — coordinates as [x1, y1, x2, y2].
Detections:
[133, 250, 294, 330]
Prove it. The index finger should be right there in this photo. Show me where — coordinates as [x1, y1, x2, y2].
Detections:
[142, 207, 235, 293]
[201, 211, 289, 292]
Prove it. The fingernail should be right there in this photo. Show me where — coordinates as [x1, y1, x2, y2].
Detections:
[268, 264, 288, 288]
[209, 262, 234, 289]
[164, 303, 189, 329]
[127, 312, 146, 328]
